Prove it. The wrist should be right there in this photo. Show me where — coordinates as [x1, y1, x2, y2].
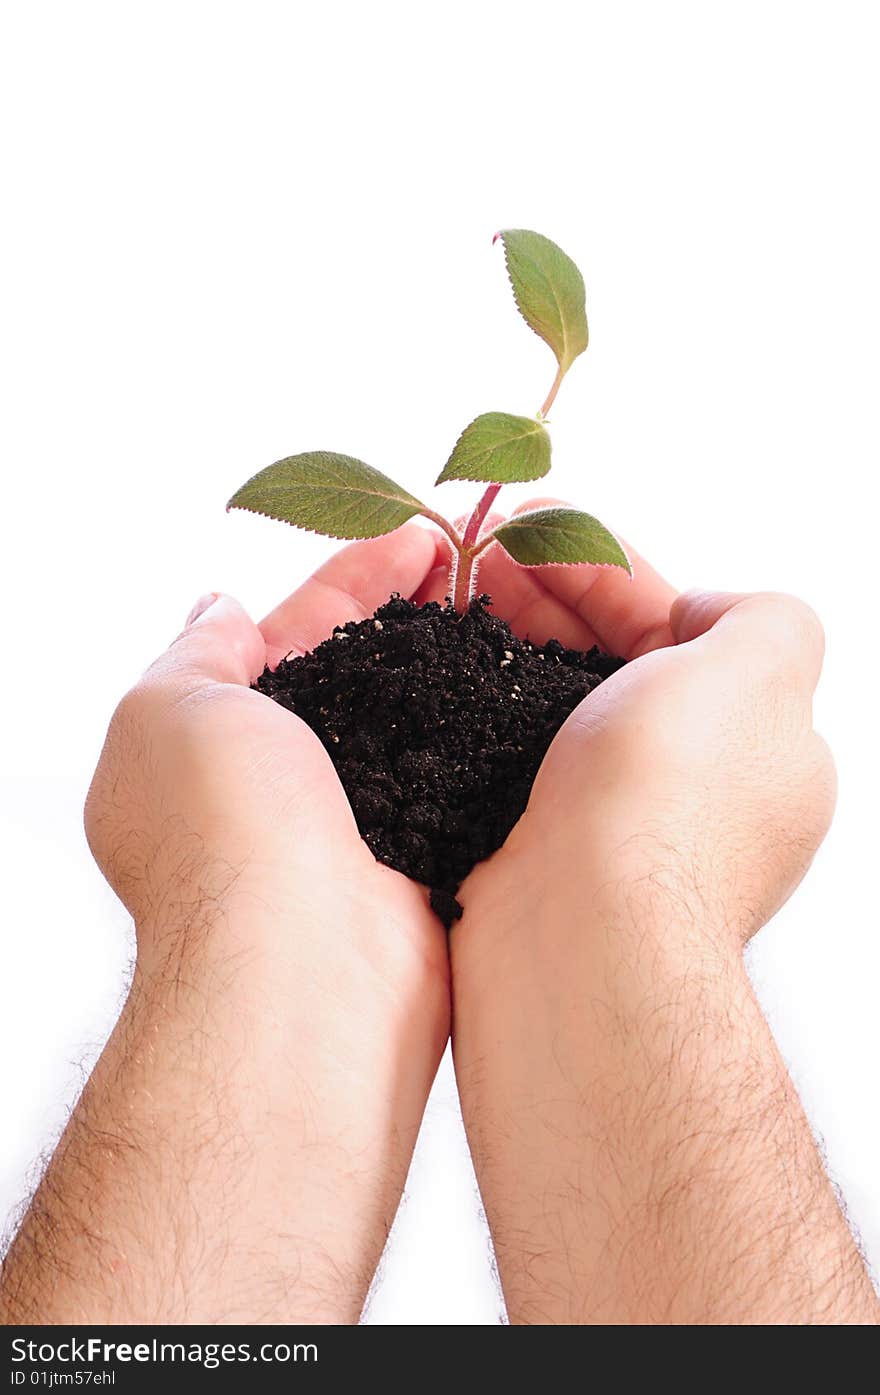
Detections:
[458, 815, 742, 992]
[132, 879, 449, 1138]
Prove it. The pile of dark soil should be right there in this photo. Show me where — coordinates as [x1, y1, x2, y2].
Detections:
[255, 595, 623, 927]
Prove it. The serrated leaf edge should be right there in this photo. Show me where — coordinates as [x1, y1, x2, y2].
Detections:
[499, 553, 632, 573]
[490, 508, 632, 574]
[226, 498, 417, 543]
[497, 229, 587, 373]
[436, 413, 550, 485]
[226, 455, 426, 542]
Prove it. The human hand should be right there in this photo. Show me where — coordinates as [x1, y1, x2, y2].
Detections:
[68, 525, 450, 1322]
[435, 500, 870, 1326]
[86, 524, 450, 1009]
[421, 496, 835, 949]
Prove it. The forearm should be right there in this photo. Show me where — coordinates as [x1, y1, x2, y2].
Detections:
[453, 874, 878, 1325]
[1, 903, 435, 1325]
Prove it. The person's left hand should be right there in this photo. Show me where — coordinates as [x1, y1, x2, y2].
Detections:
[87, 525, 450, 1008]
[83, 525, 451, 1319]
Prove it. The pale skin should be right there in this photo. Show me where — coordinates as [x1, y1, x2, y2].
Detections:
[0, 503, 876, 1325]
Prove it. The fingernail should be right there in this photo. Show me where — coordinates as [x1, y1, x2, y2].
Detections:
[185, 592, 219, 626]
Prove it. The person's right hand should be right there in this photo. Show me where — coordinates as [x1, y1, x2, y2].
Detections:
[438, 502, 862, 1326]
[422, 498, 836, 951]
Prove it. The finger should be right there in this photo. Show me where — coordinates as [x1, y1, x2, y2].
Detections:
[411, 528, 456, 607]
[411, 563, 453, 607]
[149, 593, 267, 688]
[671, 589, 827, 691]
[505, 496, 678, 659]
[260, 523, 440, 666]
[669, 590, 751, 643]
[475, 540, 601, 650]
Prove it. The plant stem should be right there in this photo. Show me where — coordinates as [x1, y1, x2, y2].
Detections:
[418, 506, 463, 554]
[426, 360, 569, 612]
[470, 529, 499, 559]
[419, 505, 471, 612]
[540, 364, 565, 418]
[450, 483, 502, 613]
[461, 483, 501, 551]
[451, 551, 474, 614]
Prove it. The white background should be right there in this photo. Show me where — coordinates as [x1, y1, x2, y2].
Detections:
[1, 2, 878, 1324]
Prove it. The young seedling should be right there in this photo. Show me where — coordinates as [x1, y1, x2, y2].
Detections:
[228, 230, 631, 613]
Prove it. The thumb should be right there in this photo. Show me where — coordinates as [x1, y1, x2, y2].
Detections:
[670, 589, 825, 693]
[669, 590, 750, 643]
[149, 592, 267, 689]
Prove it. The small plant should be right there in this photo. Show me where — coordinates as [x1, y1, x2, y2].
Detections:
[228, 230, 631, 613]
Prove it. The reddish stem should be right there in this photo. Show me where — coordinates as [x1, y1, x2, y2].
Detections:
[432, 364, 569, 612]
[451, 483, 502, 613]
[418, 505, 463, 554]
[461, 482, 501, 551]
[451, 551, 473, 614]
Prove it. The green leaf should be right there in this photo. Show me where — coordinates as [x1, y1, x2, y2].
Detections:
[227, 451, 426, 540]
[490, 507, 630, 571]
[436, 411, 551, 485]
[495, 229, 589, 374]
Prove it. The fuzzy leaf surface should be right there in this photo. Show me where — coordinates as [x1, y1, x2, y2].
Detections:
[491, 507, 630, 570]
[436, 411, 551, 485]
[227, 452, 426, 539]
[496, 229, 588, 372]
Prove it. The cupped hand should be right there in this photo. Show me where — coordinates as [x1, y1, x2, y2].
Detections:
[85, 523, 451, 1088]
[430, 505, 857, 1329]
[419, 497, 835, 953]
[68, 527, 458, 1323]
